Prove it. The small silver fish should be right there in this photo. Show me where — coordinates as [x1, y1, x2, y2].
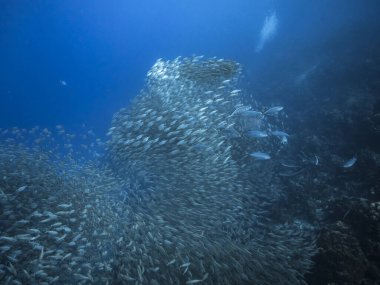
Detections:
[58, 203, 72, 209]
[230, 89, 241, 94]
[166, 259, 176, 266]
[281, 162, 301, 168]
[314, 155, 319, 166]
[247, 131, 268, 138]
[0, 236, 17, 243]
[0, 245, 11, 253]
[39, 246, 44, 260]
[230, 105, 251, 116]
[271, 130, 289, 137]
[250, 152, 271, 160]
[343, 156, 357, 168]
[240, 110, 264, 118]
[186, 279, 203, 284]
[16, 186, 27, 193]
[264, 106, 283, 115]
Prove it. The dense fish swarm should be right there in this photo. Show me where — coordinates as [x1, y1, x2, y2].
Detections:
[0, 135, 128, 284]
[107, 56, 317, 284]
[0, 57, 316, 284]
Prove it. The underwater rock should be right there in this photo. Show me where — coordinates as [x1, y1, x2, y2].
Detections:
[307, 197, 380, 285]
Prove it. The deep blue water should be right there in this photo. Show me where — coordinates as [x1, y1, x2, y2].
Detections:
[2, 1, 378, 135]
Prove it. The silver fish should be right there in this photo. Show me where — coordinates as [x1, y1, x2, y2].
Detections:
[281, 162, 301, 168]
[240, 110, 264, 118]
[230, 105, 251, 116]
[271, 130, 289, 137]
[247, 130, 268, 138]
[264, 106, 283, 115]
[250, 152, 271, 160]
[343, 156, 357, 168]
[15, 186, 27, 193]
[186, 279, 203, 284]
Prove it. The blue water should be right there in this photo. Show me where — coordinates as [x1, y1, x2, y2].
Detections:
[1, 0, 377, 135]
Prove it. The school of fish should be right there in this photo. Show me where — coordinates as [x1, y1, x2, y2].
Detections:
[0, 56, 317, 284]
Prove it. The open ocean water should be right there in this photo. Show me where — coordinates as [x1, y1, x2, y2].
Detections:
[1, 1, 380, 284]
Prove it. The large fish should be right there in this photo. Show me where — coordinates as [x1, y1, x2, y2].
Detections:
[255, 11, 279, 52]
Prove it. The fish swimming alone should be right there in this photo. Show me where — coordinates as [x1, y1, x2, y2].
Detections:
[343, 156, 357, 168]
[255, 11, 279, 52]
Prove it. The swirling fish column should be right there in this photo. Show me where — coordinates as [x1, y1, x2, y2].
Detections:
[107, 57, 316, 285]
